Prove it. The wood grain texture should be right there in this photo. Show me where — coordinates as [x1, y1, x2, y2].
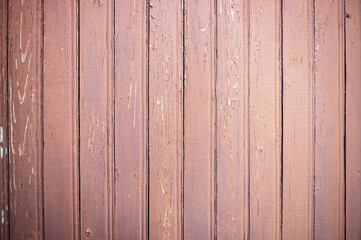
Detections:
[114, 0, 147, 239]
[184, 0, 216, 239]
[79, 0, 113, 239]
[282, 0, 314, 239]
[43, 1, 78, 239]
[216, 0, 250, 238]
[314, 0, 345, 239]
[249, 0, 282, 239]
[149, 0, 183, 239]
[8, 0, 43, 239]
[345, 0, 361, 239]
[0, 0, 9, 239]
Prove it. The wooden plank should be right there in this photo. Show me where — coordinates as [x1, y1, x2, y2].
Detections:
[79, 0, 113, 239]
[114, 0, 147, 239]
[216, 0, 249, 238]
[148, 0, 183, 239]
[8, 0, 43, 239]
[184, 0, 216, 238]
[282, 0, 314, 239]
[314, 0, 345, 239]
[43, 1, 78, 239]
[249, 0, 282, 239]
[345, 0, 361, 239]
[0, 0, 9, 238]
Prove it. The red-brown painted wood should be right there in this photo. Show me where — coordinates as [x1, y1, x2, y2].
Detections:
[282, 0, 314, 239]
[43, 1, 78, 239]
[0, 1, 9, 238]
[8, 0, 43, 239]
[1, 1, 361, 239]
[114, 1, 148, 239]
[345, 0, 361, 239]
[184, 0, 216, 238]
[149, 0, 183, 239]
[216, 0, 250, 238]
[315, 0, 345, 239]
[80, 0, 114, 239]
[249, 0, 282, 239]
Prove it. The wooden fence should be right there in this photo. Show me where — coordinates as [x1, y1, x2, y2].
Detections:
[0, 0, 360, 239]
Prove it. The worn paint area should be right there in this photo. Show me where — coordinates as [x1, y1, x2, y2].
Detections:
[0, 1, 360, 240]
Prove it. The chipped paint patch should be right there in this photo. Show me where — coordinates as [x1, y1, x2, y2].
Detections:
[0, 147, 3, 159]
[0, 126, 3, 143]
[1, 210, 4, 224]
[231, 8, 235, 20]
[200, 20, 210, 32]
[18, 115, 30, 156]
[128, 83, 132, 109]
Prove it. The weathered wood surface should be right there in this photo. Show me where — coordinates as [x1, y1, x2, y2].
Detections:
[0, 0, 360, 239]
[216, 0, 250, 238]
[184, 0, 216, 239]
[114, 0, 148, 239]
[0, 0, 9, 239]
[314, 0, 345, 239]
[249, 1, 282, 239]
[43, 1, 78, 239]
[79, 0, 114, 239]
[282, 0, 314, 239]
[345, 0, 361, 239]
[149, 0, 183, 239]
[8, 0, 43, 239]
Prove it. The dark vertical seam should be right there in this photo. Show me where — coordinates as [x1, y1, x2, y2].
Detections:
[146, 0, 150, 239]
[213, 0, 218, 239]
[40, 0, 45, 238]
[109, 0, 115, 238]
[308, 0, 315, 239]
[247, 0, 250, 238]
[182, 0, 186, 239]
[343, 0, 347, 238]
[77, 0, 81, 238]
[312, 0, 316, 239]
[112, 0, 116, 239]
[280, 0, 284, 239]
[6, 0, 10, 238]
[73, 1, 79, 239]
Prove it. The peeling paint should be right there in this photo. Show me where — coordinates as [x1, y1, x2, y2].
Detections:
[18, 115, 30, 156]
[18, 53, 32, 104]
[128, 83, 132, 109]
[200, 20, 210, 32]
[133, 84, 137, 127]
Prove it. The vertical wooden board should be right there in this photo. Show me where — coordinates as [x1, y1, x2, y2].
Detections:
[43, 0, 78, 239]
[314, 0, 345, 239]
[216, 0, 249, 238]
[114, 0, 147, 239]
[345, 0, 361, 239]
[0, 0, 9, 238]
[249, 0, 281, 239]
[80, 0, 113, 239]
[282, 0, 314, 239]
[184, 0, 215, 239]
[148, 0, 183, 239]
[8, 0, 43, 239]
